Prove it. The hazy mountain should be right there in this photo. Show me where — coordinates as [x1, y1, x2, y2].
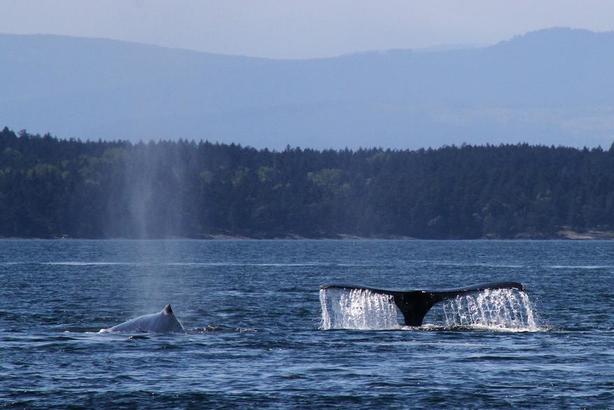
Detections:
[1, 28, 613, 149]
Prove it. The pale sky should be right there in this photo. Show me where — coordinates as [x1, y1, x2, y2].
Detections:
[1, 0, 614, 58]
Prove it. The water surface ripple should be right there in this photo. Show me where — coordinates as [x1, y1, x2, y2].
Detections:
[1, 240, 612, 408]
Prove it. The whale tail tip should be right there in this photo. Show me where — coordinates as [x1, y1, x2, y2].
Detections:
[163, 304, 173, 315]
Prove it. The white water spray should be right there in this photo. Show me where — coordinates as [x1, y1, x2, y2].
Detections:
[441, 288, 539, 331]
[320, 288, 400, 330]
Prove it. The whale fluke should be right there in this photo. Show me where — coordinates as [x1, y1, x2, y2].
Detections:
[320, 282, 525, 326]
[101, 304, 185, 333]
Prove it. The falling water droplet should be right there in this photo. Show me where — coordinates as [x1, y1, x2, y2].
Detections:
[320, 288, 400, 330]
[442, 288, 539, 331]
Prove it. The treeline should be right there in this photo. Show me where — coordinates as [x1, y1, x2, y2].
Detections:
[1, 127, 613, 239]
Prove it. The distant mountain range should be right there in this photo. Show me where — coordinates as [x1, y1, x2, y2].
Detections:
[1, 28, 613, 149]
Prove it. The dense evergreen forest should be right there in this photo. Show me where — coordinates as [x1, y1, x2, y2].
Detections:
[1, 127, 613, 239]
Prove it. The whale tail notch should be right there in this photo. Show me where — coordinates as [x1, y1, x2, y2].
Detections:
[320, 282, 525, 326]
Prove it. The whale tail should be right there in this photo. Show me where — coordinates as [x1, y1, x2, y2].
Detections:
[320, 282, 525, 326]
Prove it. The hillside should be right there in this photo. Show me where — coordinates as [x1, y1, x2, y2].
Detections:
[1, 28, 614, 148]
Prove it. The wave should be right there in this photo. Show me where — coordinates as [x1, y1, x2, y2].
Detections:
[547, 265, 614, 270]
[403, 323, 547, 333]
[1, 261, 378, 268]
[45, 262, 137, 266]
[431, 262, 525, 268]
[3, 261, 609, 270]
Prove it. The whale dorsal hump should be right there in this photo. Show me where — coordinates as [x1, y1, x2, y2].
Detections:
[163, 304, 173, 315]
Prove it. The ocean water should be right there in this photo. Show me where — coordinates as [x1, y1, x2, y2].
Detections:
[0, 240, 612, 408]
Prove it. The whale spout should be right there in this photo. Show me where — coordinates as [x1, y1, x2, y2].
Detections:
[101, 304, 185, 333]
[320, 282, 525, 326]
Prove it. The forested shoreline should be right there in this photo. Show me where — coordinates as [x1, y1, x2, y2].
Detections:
[1, 127, 613, 239]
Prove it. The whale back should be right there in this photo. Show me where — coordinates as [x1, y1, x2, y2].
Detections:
[102, 304, 185, 333]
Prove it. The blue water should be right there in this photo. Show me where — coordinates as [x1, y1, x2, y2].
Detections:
[1, 240, 612, 408]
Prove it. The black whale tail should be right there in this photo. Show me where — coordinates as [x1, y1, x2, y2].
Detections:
[320, 282, 525, 326]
